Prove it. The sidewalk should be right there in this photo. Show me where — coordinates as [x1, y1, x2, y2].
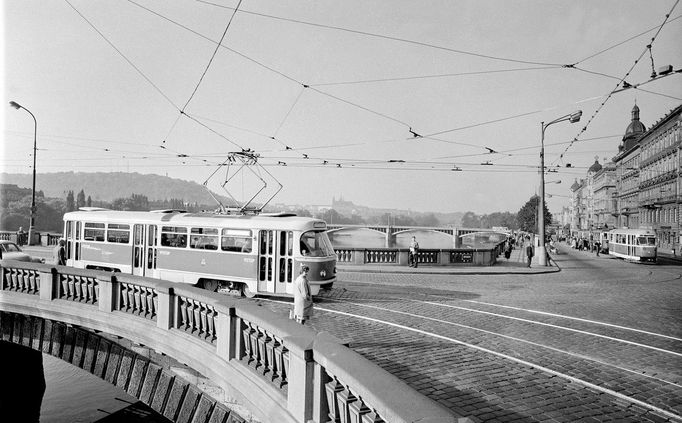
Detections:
[339, 246, 560, 275]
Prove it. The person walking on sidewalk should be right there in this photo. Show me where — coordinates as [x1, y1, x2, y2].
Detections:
[525, 236, 534, 267]
[595, 240, 601, 257]
[293, 265, 313, 325]
[409, 236, 420, 268]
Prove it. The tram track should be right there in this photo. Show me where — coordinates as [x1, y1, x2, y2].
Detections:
[259, 293, 682, 422]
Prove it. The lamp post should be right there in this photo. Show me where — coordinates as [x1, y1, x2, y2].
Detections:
[538, 110, 582, 266]
[9, 101, 38, 246]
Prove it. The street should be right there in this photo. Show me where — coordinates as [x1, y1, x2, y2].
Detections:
[257, 244, 682, 422]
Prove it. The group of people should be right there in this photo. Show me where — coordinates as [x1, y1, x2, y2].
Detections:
[568, 236, 602, 257]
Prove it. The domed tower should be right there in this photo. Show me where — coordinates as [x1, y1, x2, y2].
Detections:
[620, 103, 646, 152]
[588, 157, 602, 174]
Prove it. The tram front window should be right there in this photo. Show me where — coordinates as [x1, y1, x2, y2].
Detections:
[300, 231, 335, 257]
[637, 236, 656, 246]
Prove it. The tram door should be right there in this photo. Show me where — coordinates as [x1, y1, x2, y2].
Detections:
[132, 224, 145, 276]
[146, 225, 158, 277]
[258, 230, 294, 294]
[65, 221, 82, 265]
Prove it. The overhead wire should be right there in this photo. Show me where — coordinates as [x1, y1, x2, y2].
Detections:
[196, 0, 565, 67]
[549, 0, 680, 167]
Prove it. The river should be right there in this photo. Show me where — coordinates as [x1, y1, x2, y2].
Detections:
[40, 353, 137, 422]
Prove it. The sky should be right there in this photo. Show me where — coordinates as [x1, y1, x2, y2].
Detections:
[2, 0, 681, 215]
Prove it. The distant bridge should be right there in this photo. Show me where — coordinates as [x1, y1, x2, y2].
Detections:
[325, 224, 505, 248]
[0, 261, 462, 423]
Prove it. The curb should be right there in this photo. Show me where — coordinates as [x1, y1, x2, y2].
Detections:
[337, 264, 561, 276]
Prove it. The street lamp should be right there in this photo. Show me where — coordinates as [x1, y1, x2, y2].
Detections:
[9, 101, 38, 246]
[538, 110, 582, 266]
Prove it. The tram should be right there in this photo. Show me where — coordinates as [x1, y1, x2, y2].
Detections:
[607, 228, 657, 262]
[62, 208, 337, 297]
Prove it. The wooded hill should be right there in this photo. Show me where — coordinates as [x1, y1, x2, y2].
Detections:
[0, 172, 226, 204]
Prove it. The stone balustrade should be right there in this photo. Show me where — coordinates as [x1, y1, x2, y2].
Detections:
[334, 243, 505, 267]
[0, 259, 464, 423]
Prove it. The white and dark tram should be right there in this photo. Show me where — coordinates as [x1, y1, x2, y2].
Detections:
[62, 208, 337, 297]
[607, 228, 657, 262]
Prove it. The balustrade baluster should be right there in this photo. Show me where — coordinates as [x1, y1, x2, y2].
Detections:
[249, 327, 260, 368]
[266, 337, 277, 380]
[337, 387, 357, 423]
[120, 284, 129, 310]
[179, 298, 189, 330]
[127, 285, 135, 311]
[274, 340, 284, 385]
[325, 378, 344, 423]
[10, 271, 19, 290]
[86, 279, 94, 303]
[241, 323, 252, 362]
[199, 304, 208, 338]
[281, 346, 289, 387]
[28, 272, 37, 293]
[206, 308, 215, 341]
[348, 399, 371, 423]
[139, 287, 148, 316]
[133, 286, 141, 314]
[257, 329, 271, 375]
[192, 301, 201, 334]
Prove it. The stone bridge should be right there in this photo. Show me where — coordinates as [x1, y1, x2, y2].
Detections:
[325, 224, 505, 248]
[0, 260, 462, 423]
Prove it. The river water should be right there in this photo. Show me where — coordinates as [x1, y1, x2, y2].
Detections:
[40, 354, 136, 422]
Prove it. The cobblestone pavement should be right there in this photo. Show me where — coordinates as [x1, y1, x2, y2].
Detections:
[256, 244, 682, 422]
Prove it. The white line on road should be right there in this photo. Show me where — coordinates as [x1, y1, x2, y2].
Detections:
[460, 299, 682, 341]
[308, 302, 682, 422]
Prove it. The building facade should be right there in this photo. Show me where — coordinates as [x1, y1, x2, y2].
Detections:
[568, 103, 682, 253]
[638, 104, 682, 252]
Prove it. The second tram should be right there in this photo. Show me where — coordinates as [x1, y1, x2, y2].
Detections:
[607, 228, 657, 262]
[62, 208, 337, 297]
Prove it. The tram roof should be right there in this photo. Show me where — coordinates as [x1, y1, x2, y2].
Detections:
[64, 209, 327, 230]
[608, 228, 656, 236]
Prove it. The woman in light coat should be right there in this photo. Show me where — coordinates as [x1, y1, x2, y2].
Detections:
[293, 265, 313, 325]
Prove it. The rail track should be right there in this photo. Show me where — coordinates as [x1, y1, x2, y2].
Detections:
[259, 289, 682, 422]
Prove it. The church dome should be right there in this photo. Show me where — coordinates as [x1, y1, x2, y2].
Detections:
[622, 104, 646, 148]
[588, 158, 602, 173]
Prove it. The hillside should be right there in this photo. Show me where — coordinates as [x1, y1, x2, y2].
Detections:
[0, 172, 227, 204]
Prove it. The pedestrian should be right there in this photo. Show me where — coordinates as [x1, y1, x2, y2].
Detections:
[292, 265, 313, 325]
[53, 238, 66, 265]
[409, 236, 420, 267]
[16, 227, 26, 246]
[525, 237, 534, 267]
[504, 239, 512, 259]
[595, 240, 601, 257]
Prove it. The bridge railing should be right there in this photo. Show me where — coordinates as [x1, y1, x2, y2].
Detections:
[336, 243, 506, 266]
[0, 260, 463, 423]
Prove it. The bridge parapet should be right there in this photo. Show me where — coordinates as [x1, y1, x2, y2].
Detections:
[0, 260, 463, 423]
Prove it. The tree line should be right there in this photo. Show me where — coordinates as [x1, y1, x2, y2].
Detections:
[1, 184, 552, 234]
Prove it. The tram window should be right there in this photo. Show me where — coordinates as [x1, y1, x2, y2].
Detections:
[300, 231, 335, 257]
[108, 224, 130, 244]
[637, 236, 655, 246]
[84, 222, 105, 242]
[161, 226, 188, 248]
[190, 227, 219, 250]
[221, 229, 252, 253]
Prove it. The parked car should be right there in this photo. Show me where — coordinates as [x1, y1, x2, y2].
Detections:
[0, 240, 45, 263]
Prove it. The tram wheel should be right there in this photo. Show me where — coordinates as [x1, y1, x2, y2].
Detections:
[201, 280, 219, 292]
[242, 284, 256, 298]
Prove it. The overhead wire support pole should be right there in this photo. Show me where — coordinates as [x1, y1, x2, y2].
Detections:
[538, 111, 582, 266]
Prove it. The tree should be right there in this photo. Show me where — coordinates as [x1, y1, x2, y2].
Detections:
[461, 211, 481, 228]
[65, 191, 75, 212]
[516, 195, 552, 233]
[87, 196, 92, 207]
[76, 190, 86, 209]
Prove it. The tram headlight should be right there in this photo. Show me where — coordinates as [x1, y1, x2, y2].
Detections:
[320, 269, 327, 278]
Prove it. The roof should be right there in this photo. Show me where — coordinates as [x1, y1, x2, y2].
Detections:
[588, 159, 602, 173]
